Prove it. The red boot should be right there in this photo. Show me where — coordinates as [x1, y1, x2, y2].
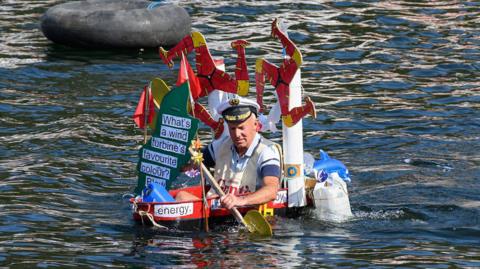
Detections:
[305, 96, 317, 119]
[281, 96, 316, 127]
[158, 32, 206, 68]
[271, 18, 302, 68]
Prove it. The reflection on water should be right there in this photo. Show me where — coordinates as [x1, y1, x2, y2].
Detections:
[1, 0, 479, 267]
[134, 231, 282, 267]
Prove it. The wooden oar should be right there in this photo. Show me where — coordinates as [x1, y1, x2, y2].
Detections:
[199, 163, 272, 236]
[189, 148, 272, 236]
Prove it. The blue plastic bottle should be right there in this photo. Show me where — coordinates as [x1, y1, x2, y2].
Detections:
[142, 183, 175, 202]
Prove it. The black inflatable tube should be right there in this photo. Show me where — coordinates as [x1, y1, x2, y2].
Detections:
[40, 0, 191, 49]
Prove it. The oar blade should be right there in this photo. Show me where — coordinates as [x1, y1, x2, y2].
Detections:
[244, 210, 272, 236]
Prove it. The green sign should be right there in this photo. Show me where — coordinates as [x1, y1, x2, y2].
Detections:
[135, 82, 199, 194]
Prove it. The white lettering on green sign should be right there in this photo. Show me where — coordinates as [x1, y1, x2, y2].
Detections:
[142, 148, 178, 168]
[162, 114, 192, 129]
[151, 137, 186, 155]
[146, 175, 166, 187]
[160, 125, 189, 142]
[140, 162, 170, 179]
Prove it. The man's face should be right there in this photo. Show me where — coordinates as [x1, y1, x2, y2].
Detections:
[227, 114, 258, 154]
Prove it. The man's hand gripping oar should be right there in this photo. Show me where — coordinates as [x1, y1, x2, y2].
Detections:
[189, 147, 273, 236]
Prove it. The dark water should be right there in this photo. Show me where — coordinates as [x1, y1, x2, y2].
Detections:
[1, 0, 480, 267]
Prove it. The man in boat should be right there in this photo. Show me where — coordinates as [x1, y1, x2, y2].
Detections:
[176, 97, 281, 210]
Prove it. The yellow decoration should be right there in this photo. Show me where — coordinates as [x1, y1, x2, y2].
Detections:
[148, 78, 171, 130]
[236, 80, 249, 96]
[229, 98, 240, 106]
[224, 111, 252, 122]
[191, 32, 206, 48]
[255, 58, 264, 73]
[282, 114, 294, 127]
[191, 151, 204, 165]
[292, 49, 303, 67]
[259, 203, 274, 217]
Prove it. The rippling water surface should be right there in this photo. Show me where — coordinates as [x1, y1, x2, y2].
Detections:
[1, 0, 479, 267]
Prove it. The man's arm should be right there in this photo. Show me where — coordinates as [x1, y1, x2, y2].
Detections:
[220, 175, 279, 210]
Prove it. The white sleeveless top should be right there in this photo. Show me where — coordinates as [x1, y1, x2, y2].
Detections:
[207, 134, 280, 196]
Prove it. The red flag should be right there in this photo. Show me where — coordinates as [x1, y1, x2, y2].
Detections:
[132, 85, 155, 128]
[176, 54, 202, 100]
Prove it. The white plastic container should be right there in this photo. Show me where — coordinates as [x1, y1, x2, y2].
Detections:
[313, 172, 353, 222]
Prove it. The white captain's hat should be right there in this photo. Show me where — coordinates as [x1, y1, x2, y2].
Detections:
[217, 96, 260, 123]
